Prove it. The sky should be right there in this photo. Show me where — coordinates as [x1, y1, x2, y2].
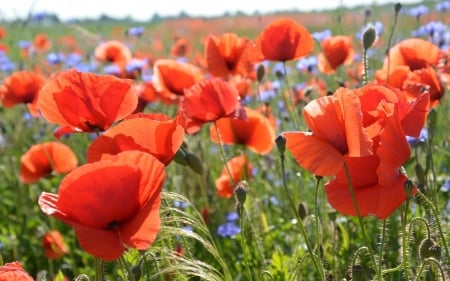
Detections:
[1, 0, 422, 21]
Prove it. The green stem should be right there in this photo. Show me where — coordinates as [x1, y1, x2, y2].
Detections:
[119, 256, 136, 281]
[282, 62, 301, 129]
[378, 220, 387, 277]
[94, 258, 104, 281]
[343, 162, 381, 281]
[401, 198, 410, 279]
[239, 205, 254, 281]
[413, 257, 446, 281]
[314, 177, 322, 263]
[415, 190, 450, 270]
[279, 152, 324, 280]
[363, 49, 369, 85]
[213, 121, 234, 186]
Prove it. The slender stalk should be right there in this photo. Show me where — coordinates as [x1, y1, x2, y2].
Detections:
[279, 150, 325, 280]
[378, 220, 387, 277]
[314, 177, 322, 263]
[213, 121, 234, 186]
[343, 162, 381, 281]
[119, 256, 136, 281]
[94, 258, 105, 281]
[238, 205, 255, 281]
[400, 198, 410, 279]
[413, 258, 446, 281]
[363, 49, 369, 85]
[282, 62, 301, 129]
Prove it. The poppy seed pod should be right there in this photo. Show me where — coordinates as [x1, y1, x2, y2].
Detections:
[419, 238, 441, 261]
[257, 64, 265, 82]
[275, 134, 287, 155]
[362, 25, 377, 50]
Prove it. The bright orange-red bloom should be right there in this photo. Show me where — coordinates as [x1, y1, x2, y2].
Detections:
[210, 107, 275, 155]
[87, 113, 184, 165]
[37, 69, 138, 137]
[255, 18, 314, 62]
[0, 70, 46, 116]
[214, 155, 252, 198]
[20, 142, 78, 184]
[39, 151, 166, 261]
[0, 262, 34, 281]
[42, 230, 69, 259]
[152, 59, 204, 104]
[180, 78, 242, 134]
[0, 26, 6, 40]
[205, 33, 255, 78]
[170, 36, 190, 58]
[283, 84, 429, 218]
[318, 35, 354, 74]
[94, 40, 132, 68]
[33, 33, 51, 51]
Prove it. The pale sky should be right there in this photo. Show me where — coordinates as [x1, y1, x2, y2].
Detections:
[1, 0, 422, 21]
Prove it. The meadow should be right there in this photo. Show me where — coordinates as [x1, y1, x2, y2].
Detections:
[0, 1, 449, 280]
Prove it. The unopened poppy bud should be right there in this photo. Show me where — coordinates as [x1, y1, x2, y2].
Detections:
[419, 238, 441, 261]
[297, 202, 308, 220]
[275, 134, 287, 155]
[130, 259, 143, 281]
[350, 264, 366, 281]
[414, 164, 425, 185]
[404, 180, 415, 198]
[186, 152, 203, 174]
[257, 64, 265, 82]
[394, 3, 402, 14]
[362, 25, 377, 50]
[173, 148, 188, 166]
[234, 181, 248, 205]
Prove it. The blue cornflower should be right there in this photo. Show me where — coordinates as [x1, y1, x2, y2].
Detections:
[312, 29, 332, 42]
[103, 64, 122, 75]
[296, 55, 318, 73]
[407, 5, 430, 18]
[436, 1, 450, 11]
[217, 222, 240, 237]
[226, 211, 239, 222]
[47, 52, 65, 65]
[31, 11, 47, 22]
[125, 59, 148, 74]
[65, 53, 83, 68]
[440, 179, 450, 192]
[18, 40, 31, 49]
[127, 26, 145, 37]
[406, 127, 428, 146]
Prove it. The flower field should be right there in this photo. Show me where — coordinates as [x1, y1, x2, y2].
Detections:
[0, 2, 449, 280]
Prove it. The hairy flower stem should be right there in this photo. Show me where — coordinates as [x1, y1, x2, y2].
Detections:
[401, 199, 410, 279]
[94, 258, 105, 281]
[282, 62, 301, 129]
[279, 151, 325, 280]
[343, 162, 382, 281]
[238, 206, 255, 281]
[385, 4, 400, 85]
[415, 190, 450, 271]
[378, 220, 387, 278]
[119, 256, 136, 281]
[314, 178, 323, 263]
[413, 258, 446, 281]
[363, 49, 369, 85]
[213, 121, 235, 186]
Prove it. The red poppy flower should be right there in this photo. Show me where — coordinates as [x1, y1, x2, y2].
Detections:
[214, 155, 252, 198]
[170, 36, 190, 58]
[152, 59, 204, 104]
[39, 150, 166, 261]
[180, 78, 242, 134]
[94, 40, 132, 65]
[318, 35, 354, 74]
[284, 84, 428, 177]
[404, 66, 445, 108]
[205, 33, 255, 78]
[0, 262, 34, 281]
[20, 141, 78, 184]
[210, 106, 275, 155]
[87, 113, 184, 165]
[0, 26, 6, 40]
[37, 69, 138, 137]
[283, 84, 429, 218]
[255, 18, 314, 62]
[42, 230, 69, 259]
[0, 70, 46, 116]
[33, 33, 51, 52]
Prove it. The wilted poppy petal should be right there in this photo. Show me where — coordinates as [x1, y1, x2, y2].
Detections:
[284, 132, 344, 176]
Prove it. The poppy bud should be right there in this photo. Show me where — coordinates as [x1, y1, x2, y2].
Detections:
[173, 148, 188, 166]
[404, 180, 415, 198]
[130, 259, 143, 281]
[427, 109, 437, 137]
[234, 180, 248, 205]
[414, 163, 425, 185]
[257, 64, 265, 82]
[275, 134, 287, 155]
[186, 152, 203, 174]
[297, 202, 308, 220]
[419, 238, 441, 261]
[350, 264, 366, 281]
[362, 25, 376, 50]
[394, 3, 402, 14]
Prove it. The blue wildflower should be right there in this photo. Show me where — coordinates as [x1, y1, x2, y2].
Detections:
[406, 127, 428, 146]
[47, 52, 65, 65]
[436, 1, 450, 11]
[127, 26, 145, 37]
[226, 211, 239, 222]
[18, 40, 32, 49]
[407, 5, 430, 18]
[296, 55, 318, 73]
[312, 29, 332, 41]
[217, 222, 240, 237]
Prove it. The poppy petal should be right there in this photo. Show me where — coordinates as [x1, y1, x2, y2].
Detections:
[284, 132, 344, 176]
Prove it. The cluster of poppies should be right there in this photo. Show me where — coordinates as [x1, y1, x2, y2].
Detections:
[0, 16, 448, 267]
